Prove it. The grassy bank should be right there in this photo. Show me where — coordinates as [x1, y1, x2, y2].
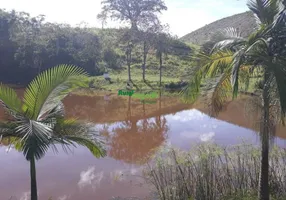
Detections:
[87, 68, 182, 92]
[83, 67, 260, 94]
[143, 143, 286, 200]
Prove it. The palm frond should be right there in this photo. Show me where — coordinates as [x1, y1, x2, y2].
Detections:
[231, 49, 247, 98]
[244, 95, 263, 129]
[0, 121, 18, 138]
[206, 70, 232, 116]
[223, 27, 243, 38]
[22, 64, 89, 121]
[247, 0, 280, 25]
[238, 65, 253, 91]
[179, 64, 206, 104]
[63, 135, 106, 158]
[0, 136, 21, 147]
[204, 50, 234, 78]
[0, 84, 23, 119]
[211, 39, 245, 53]
[41, 102, 65, 125]
[247, 24, 270, 46]
[263, 56, 286, 124]
[14, 138, 50, 160]
[53, 118, 106, 158]
[211, 27, 246, 53]
[180, 50, 234, 103]
[245, 34, 269, 67]
[272, 3, 286, 28]
[15, 120, 52, 160]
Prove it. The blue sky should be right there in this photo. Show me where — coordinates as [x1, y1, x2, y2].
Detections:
[1, 0, 249, 37]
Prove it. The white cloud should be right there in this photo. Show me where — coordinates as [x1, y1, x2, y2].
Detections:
[212, 124, 218, 129]
[160, 1, 217, 36]
[170, 110, 204, 121]
[20, 192, 30, 200]
[78, 166, 104, 189]
[58, 195, 70, 200]
[130, 168, 138, 175]
[180, 130, 215, 142]
[200, 132, 215, 142]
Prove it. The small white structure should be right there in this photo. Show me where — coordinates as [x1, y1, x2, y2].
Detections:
[103, 72, 111, 83]
[103, 72, 110, 79]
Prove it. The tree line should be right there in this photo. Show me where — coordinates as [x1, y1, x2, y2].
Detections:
[0, 10, 104, 84]
[0, 1, 192, 86]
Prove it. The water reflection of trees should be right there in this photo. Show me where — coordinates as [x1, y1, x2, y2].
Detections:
[63, 90, 191, 124]
[64, 94, 127, 122]
[108, 92, 169, 165]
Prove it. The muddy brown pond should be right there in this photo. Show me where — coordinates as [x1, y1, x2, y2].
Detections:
[0, 89, 285, 200]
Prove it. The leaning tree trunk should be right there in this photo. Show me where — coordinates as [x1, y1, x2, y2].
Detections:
[30, 156, 38, 200]
[142, 41, 147, 81]
[159, 53, 163, 87]
[258, 70, 271, 200]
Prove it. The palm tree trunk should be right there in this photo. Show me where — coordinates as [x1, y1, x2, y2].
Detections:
[30, 156, 38, 200]
[131, 21, 138, 31]
[128, 62, 131, 82]
[142, 41, 147, 81]
[157, 90, 162, 128]
[142, 102, 148, 132]
[258, 70, 271, 200]
[127, 48, 132, 82]
[159, 90, 162, 111]
[159, 53, 162, 87]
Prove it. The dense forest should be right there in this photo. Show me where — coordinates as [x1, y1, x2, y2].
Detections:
[0, 8, 192, 85]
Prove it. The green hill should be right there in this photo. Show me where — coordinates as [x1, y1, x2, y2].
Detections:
[180, 11, 257, 45]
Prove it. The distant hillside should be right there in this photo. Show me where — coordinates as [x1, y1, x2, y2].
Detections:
[180, 11, 257, 45]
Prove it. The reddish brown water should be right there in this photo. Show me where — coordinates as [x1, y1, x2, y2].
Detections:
[0, 90, 285, 200]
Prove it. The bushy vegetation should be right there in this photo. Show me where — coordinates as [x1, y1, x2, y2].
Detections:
[143, 143, 286, 200]
[0, 9, 193, 86]
[0, 10, 103, 84]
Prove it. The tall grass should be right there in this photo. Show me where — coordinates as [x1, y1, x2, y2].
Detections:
[143, 143, 286, 200]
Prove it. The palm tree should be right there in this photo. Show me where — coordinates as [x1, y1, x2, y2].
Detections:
[141, 34, 151, 81]
[119, 28, 140, 82]
[181, 1, 286, 200]
[0, 65, 106, 200]
[155, 33, 170, 87]
[154, 33, 192, 87]
[139, 23, 163, 81]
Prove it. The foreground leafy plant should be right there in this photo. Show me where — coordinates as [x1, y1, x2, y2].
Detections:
[0, 65, 106, 200]
[181, 1, 286, 199]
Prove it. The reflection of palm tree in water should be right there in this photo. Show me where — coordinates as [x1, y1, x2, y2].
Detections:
[108, 94, 169, 164]
[142, 101, 148, 132]
[155, 90, 164, 130]
[123, 96, 138, 133]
